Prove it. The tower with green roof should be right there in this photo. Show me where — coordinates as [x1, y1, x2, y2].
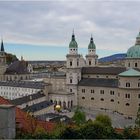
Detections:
[66, 32, 85, 106]
[86, 36, 98, 67]
[125, 31, 140, 69]
[69, 32, 78, 55]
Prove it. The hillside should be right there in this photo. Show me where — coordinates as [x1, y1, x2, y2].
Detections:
[99, 53, 126, 63]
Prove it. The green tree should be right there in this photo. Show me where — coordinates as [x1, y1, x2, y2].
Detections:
[60, 126, 82, 139]
[72, 108, 86, 125]
[123, 126, 138, 139]
[94, 114, 112, 127]
[135, 107, 140, 137]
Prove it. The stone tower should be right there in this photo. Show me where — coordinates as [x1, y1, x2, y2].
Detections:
[86, 36, 98, 67]
[0, 40, 7, 75]
[66, 32, 84, 106]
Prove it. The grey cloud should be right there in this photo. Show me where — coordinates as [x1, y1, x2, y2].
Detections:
[0, 1, 140, 52]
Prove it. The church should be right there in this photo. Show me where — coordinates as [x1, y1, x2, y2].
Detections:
[47, 31, 140, 117]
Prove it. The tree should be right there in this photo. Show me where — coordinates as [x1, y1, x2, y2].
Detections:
[123, 126, 138, 139]
[72, 108, 86, 125]
[135, 107, 140, 137]
[94, 114, 112, 127]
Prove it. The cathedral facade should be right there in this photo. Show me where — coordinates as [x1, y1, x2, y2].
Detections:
[48, 31, 140, 117]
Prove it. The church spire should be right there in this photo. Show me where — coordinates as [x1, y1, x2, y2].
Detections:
[72, 29, 75, 41]
[1, 39, 4, 52]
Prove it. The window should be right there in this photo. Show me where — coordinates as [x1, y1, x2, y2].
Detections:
[89, 61, 91, 65]
[110, 91, 114, 95]
[91, 89, 94, 93]
[100, 98, 104, 101]
[82, 97, 85, 99]
[70, 89, 72, 92]
[70, 79, 72, 83]
[138, 94, 140, 98]
[110, 99, 114, 102]
[126, 83, 130, 87]
[138, 83, 140, 87]
[118, 93, 120, 97]
[139, 103, 140, 106]
[91, 97, 94, 100]
[100, 90, 104, 94]
[135, 63, 138, 67]
[82, 89, 85, 93]
[125, 94, 130, 98]
[70, 61, 72, 66]
[126, 103, 130, 106]
[77, 61, 79, 66]
[128, 63, 130, 67]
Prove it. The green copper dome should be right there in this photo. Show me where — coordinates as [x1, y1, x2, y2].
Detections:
[88, 37, 96, 49]
[69, 34, 78, 48]
[127, 32, 140, 58]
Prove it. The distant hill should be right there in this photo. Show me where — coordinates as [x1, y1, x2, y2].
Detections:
[99, 53, 126, 63]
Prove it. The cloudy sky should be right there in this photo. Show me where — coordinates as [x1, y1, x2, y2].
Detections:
[0, 1, 140, 60]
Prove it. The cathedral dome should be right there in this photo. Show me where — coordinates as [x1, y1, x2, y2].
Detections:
[88, 36, 96, 49]
[69, 34, 78, 48]
[127, 32, 140, 58]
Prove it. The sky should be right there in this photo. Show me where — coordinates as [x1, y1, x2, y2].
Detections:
[0, 1, 140, 60]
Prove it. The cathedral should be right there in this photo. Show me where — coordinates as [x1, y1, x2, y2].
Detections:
[47, 31, 140, 117]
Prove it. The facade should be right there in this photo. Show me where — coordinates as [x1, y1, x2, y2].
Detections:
[0, 80, 49, 100]
[47, 31, 140, 117]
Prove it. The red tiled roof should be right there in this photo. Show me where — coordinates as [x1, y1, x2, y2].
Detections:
[0, 96, 55, 133]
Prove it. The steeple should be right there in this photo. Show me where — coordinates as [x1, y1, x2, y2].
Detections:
[1, 39, 4, 52]
[135, 31, 140, 45]
[71, 29, 75, 41]
[88, 35, 96, 49]
[69, 30, 78, 49]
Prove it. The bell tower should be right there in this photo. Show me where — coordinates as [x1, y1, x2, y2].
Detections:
[86, 36, 98, 67]
[66, 32, 82, 106]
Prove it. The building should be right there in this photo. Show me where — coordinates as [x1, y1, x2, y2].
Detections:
[0, 81, 49, 100]
[46, 31, 140, 117]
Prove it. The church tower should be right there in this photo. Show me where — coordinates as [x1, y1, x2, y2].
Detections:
[125, 31, 140, 69]
[86, 36, 98, 67]
[66, 32, 83, 106]
[0, 40, 7, 76]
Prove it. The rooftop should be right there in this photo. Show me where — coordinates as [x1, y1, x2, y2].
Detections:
[119, 69, 140, 77]
[5, 60, 29, 74]
[0, 96, 55, 133]
[23, 100, 54, 113]
[10, 91, 46, 105]
[0, 81, 48, 89]
[82, 66, 126, 75]
[78, 78, 118, 87]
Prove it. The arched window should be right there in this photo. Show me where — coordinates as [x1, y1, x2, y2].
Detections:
[70, 79, 72, 83]
[70, 61, 72, 66]
[126, 103, 130, 106]
[135, 63, 138, 67]
[89, 61, 91, 65]
[100, 98, 104, 101]
[110, 99, 114, 102]
[82, 97, 85, 99]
